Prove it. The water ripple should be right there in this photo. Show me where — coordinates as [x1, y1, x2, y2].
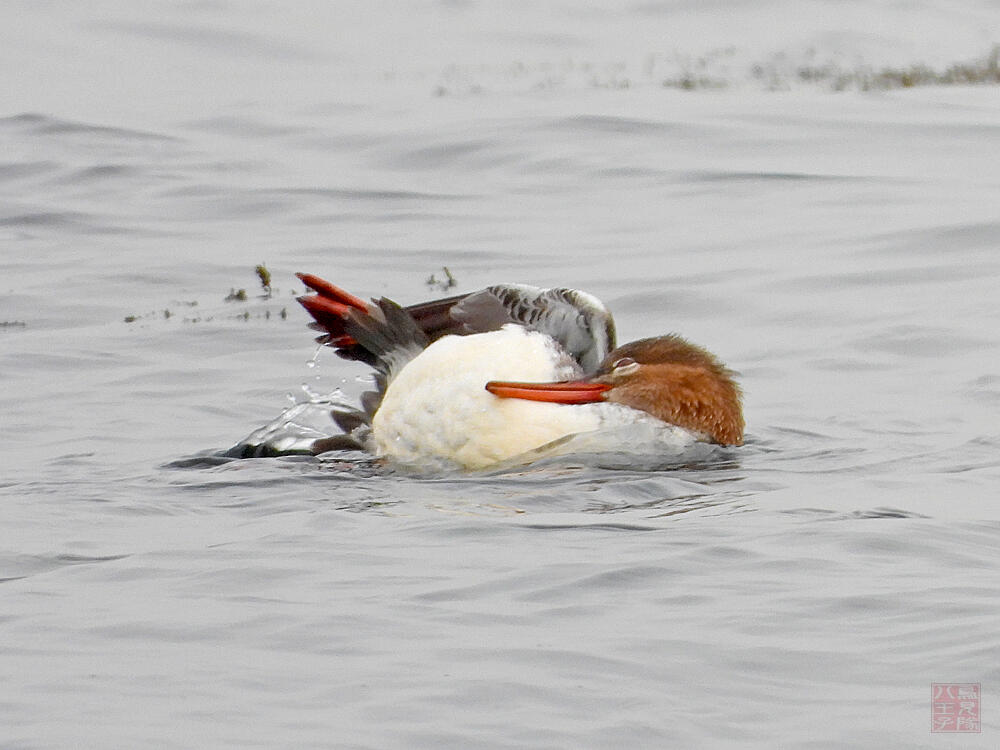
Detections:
[0, 112, 176, 142]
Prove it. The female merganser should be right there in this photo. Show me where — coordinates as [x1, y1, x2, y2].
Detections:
[296, 273, 743, 470]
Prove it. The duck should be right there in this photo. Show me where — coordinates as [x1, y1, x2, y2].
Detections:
[295, 273, 743, 470]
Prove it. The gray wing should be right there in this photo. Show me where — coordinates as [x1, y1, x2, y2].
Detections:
[448, 284, 616, 374]
[316, 283, 616, 376]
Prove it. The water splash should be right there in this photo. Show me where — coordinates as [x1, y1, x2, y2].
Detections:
[305, 343, 323, 369]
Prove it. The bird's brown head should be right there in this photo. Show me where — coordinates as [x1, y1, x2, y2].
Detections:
[593, 335, 744, 446]
[486, 334, 744, 445]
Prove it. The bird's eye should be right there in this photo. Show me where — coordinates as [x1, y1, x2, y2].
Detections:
[611, 357, 639, 375]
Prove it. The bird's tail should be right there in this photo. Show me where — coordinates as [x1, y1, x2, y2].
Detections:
[296, 273, 428, 383]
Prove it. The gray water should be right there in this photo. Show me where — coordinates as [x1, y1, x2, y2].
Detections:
[2, 2, 1000, 747]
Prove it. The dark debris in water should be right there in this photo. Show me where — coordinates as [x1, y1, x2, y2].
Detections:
[757, 45, 1000, 92]
[123, 266, 292, 325]
[433, 45, 1000, 95]
[425, 266, 457, 292]
[255, 263, 272, 298]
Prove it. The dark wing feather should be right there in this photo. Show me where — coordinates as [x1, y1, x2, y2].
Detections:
[344, 298, 428, 377]
[402, 292, 476, 340]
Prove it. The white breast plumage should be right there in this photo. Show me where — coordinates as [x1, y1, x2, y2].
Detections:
[372, 326, 604, 470]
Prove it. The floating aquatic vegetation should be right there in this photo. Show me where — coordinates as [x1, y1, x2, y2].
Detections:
[255, 263, 272, 298]
[433, 45, 1000, 95]
[425, 266, 457, 292]
[124, 270, 291, 326]
[762, 45, 1000, 91]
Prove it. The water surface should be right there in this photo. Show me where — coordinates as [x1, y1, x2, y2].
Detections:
[2, 1, 999, 747]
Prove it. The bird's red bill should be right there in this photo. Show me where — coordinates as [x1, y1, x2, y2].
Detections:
[485, 380, 611, 404]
